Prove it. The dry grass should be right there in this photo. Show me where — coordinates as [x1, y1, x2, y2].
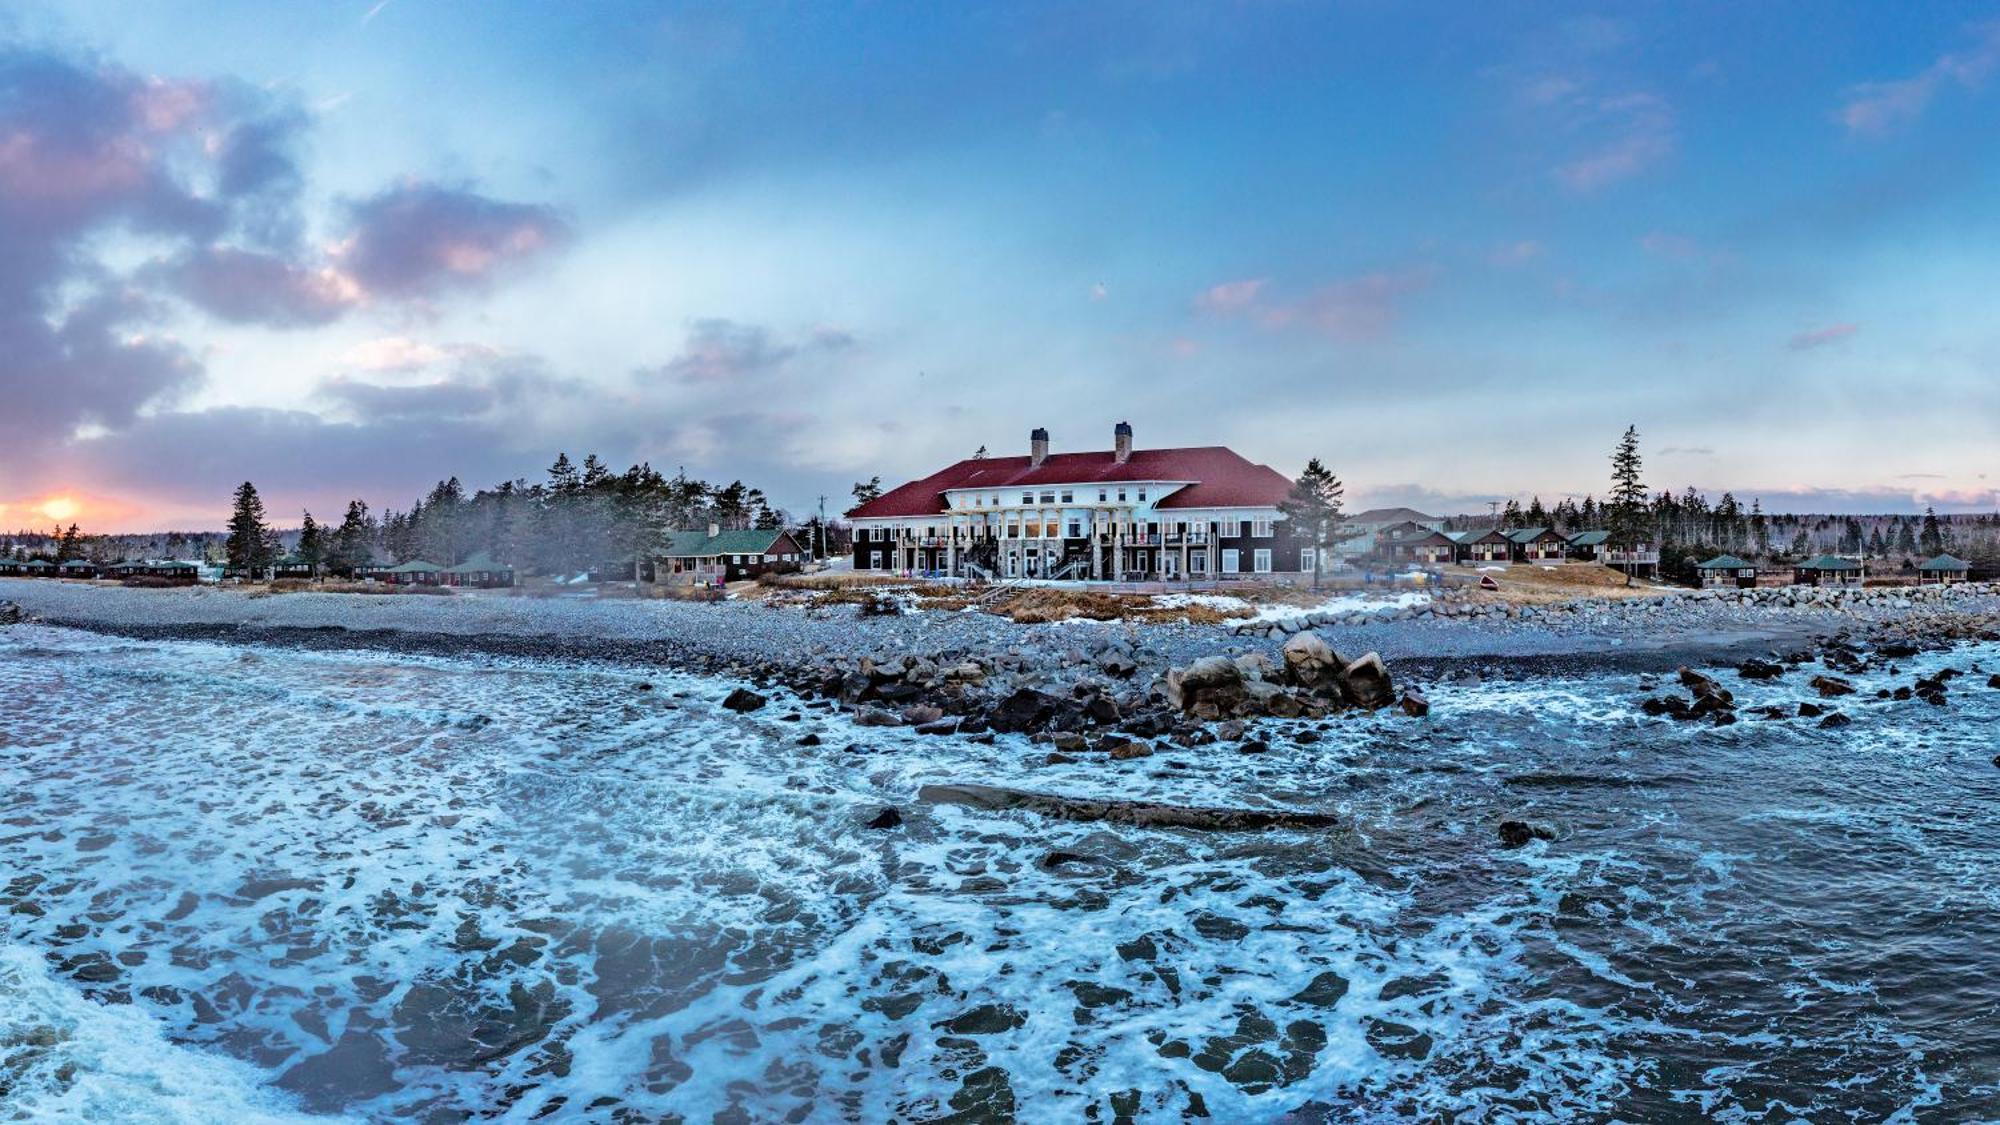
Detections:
[1443, 562, 1672, 606]
[759, 571, 909, 591]
[990, 587, 1252, 625]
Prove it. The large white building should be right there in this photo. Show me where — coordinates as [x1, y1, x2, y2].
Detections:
[847, 423, 1313, 581]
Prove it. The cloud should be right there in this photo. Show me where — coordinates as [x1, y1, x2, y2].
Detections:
[1838, 22, 2000, 135]
[319, 353, 579, 421]
[149, 246, 359, 326]
[1658, 445, 1715, 456]
[1488, 240, 1544, 266]
[1553, 91, 1675, 192]
[1788, 323, 1859, 351]
[642, 318, 856, 384]
[1197, 270, 1433, 342]
[1090, 281, 1108, 301]
[335, 182, 570, 298]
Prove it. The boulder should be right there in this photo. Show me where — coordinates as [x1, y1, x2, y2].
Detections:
[1338, 652, 1395, 710]
[987, 688, 1060, 734]
[1796, 701, 1824, 718]
[721, 688, 768, 713]
[1809, 675, 1856, 698]
[1736, 659, 1785, 681]
[865, 808, 903, 829]
[1108, 740, 1154, 761]
[1497, 820, 1555, 849]
[1818, 712, 1852, 729]
[901, 703, 945, 726]
[1280, 632, 1342, 687]
[1399, 690, 1430, 718]
[1168, 656, 1248, 715]
[852, 707, 902, 728]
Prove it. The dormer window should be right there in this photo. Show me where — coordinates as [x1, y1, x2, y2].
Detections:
[1060, 490, 1073, 503]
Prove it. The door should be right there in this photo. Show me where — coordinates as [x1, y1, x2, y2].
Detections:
[1164, 555, 1179, 579]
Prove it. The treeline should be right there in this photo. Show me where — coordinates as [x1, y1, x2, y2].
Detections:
[220, 455, 799, 579]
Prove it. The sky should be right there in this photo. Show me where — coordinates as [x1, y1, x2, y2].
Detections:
[2, 1, 1998, 533]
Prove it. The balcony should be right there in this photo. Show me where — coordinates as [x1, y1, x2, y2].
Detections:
[1164, 533, 1211, 546]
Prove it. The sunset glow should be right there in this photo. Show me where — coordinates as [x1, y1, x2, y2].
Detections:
[38, 497, 79, 522]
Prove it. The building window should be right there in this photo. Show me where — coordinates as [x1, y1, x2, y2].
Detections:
[1067, 521, 1082, 538]
[1190, 554, 1207, 574]
[1253, 519, 1274, 538]
[1060, 490, 1073, 503]
[1022, 492, 1033, 504]
[1222, 549, 1240, 574]
[1138, 488, 1147, 501]
[1117, 488, 1127, 502]
[1039, 491, 1055, 504]
[1098, 489, 1107, 502]
[1300, 548, 1316, 574]
[1254, 549, 1272, 573]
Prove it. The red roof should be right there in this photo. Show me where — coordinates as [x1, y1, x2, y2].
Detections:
[847, 446, 1292, 519]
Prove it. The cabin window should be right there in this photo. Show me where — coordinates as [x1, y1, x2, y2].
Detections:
[1222, 549, 1240, 574]
[1060, 490, 1073, 503]
[1252, 519, 1274, 538]
[1098, 489, 1107, 502]
[1117, 488, 1127, 502]
[1021, 492, 1033, 505]
[1067, 521, 1082, 538]
[1039, 491, 1055, 504]
[1190, 554, 1207, 574]
[1138, 488, 1148, 501]
[1254, 549, 1272, 573]
[1300, 548, 1316, 573]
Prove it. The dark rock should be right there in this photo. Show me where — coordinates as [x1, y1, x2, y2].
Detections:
[865, 808, 903, 830]
[796, 733, 822, 747]
[918, 782, 1338, 831]
[1736, 659, 1785, 680]
[988, 688, 1061, 734]
[1339, 652, 1395, 710]
[1797, 701, 1825, 718]
[1498, 820, 1555, 849]
[1810, 675, 1856, 698]
[1818, 712, 1852, 729]
[914, 718, 959, 736]
[1238, 739, 1269, 755]
[1398, 690, 1430, 718]
[721, 687, 767, 712]
[1108, 740, 1154, 761]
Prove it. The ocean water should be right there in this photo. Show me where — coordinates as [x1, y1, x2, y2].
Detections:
[3, 623, 1998, 1122]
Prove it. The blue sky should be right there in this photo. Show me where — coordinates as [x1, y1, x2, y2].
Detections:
[3, 2, 1997, 530]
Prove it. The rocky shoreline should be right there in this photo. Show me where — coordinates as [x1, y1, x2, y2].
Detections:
[6, 579, 2000, 751]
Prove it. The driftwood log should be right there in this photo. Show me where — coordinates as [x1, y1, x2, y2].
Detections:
[916, 783, 1339, 832]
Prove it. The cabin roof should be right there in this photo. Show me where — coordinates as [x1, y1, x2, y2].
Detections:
[1917, 553, 1971, 572]
[1697, 554, 1756, 570]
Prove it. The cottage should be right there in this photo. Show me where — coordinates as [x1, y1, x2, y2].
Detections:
[1696, 554, 1759, 589]
[1378, 522, 1456, 566]
[57, 559, 99, 579]
[5, 558, 53, 578]
[1447, 528, 1513, 565]
[1505, 526, 1569, 563]
[445, 553, 515, 588]
[1601, 540, 1661, 578]
[846, 423, 1309, 582]
[654, 527, 806, 587]
[1916, 554, 1971, 585]
[1564, 529, 1610, 561]
[377, 560, 446, 586]
[1793, 554, 1863, 588]
[1338, 507, 1446, 560]
[107, 560, 200, 585]
[272, 554, 317, 580]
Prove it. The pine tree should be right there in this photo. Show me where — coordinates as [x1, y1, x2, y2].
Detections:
[1277, 459, 1346, 590]
[1607, 426, 1649, 561]
[1525, 496, 1549, 527]
[1919, 507, 1944, 555]
[1750, 499, 1769, 558]
[1789, 529, 1811, 559]
[331, 500, 376, 575]
[851, 476, 883, 508]
[225, 481, 274, 578]
[54, 523, 82, 564]
[297, 511, 325, 578]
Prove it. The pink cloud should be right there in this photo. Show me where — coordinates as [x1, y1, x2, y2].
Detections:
[1195, 269, 1433, 342]
[1788, 323, 1859, 351]
[1194, 278, 1266, 313]
[1553, 92, 1675, 192]
[1839, 22, 2000, 135]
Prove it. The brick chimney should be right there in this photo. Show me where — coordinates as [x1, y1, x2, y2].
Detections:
[1030, 427, 1049, 467]
[1113, 421, 1133, 464]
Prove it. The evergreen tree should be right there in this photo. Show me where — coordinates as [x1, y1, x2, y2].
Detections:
[297, 511, 325, 577]
[1788, 529, 1811, 558]
[1579, 495, 1598, 528]
[1500, 498, 1524, 529]
[1607, 426, 1650, 563]
[225, 481, 274, 578]
[55, 523, 82, 564]
[1525, 495, 1549, 527]
[1277, 459, 1346, 590]
[1919, 506, 1944, 555]
[1749, 499, 1769, 558]
[331, 500, 376, 575]
[851, 476, 883, 508]
[1894, 519, 1917, 556]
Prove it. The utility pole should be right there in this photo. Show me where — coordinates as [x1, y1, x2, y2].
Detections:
[816, 495, 827, 562]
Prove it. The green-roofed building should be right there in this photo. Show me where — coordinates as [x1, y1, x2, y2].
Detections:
[653, 526, 806, 587]
[362, 559, 446, 586]
[1916, 554, 1971, 585]
[1504, 526, 1569, 562]
[1793, 554, 1863, 588]
[1696, 554, 1759, 589]
[1445, 527, 1512, 565]
[1564, 529, 1611, 561]
[445, 553, 515, 588]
